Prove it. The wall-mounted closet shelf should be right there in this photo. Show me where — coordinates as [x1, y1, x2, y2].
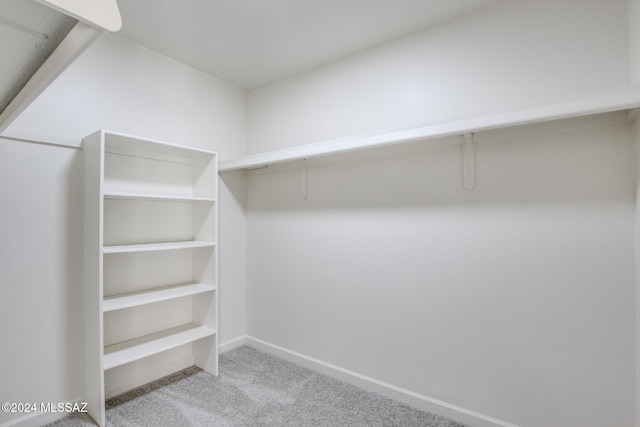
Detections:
[103, 324, 216, 370]
[219, 85, 640, 172]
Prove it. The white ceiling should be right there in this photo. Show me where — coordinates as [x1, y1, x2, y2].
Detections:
[116, 0, 502, 89]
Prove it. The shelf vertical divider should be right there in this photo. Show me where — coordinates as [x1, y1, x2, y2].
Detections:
[82, 130, 106, 427]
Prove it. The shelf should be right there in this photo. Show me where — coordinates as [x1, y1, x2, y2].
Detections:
[104, 191, 215, 203]
[103, 283, 216, 312]
[103, 240, 215, 254]
[103, 323, 216, 370]
[102, 130, 216, 159]
[219, 85, 640, 171]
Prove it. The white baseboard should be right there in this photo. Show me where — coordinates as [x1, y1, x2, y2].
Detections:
[2, 337, 518, 427]
[219, 335, 248, 354]
[244, 336, 519, 427]
[0, 396, 84, 427]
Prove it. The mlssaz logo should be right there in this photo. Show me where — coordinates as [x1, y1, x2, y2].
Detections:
[40, 402, 88, 413]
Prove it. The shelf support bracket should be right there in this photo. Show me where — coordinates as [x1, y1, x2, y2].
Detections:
[301, 159, 308, 200]
[462, 133, 475, 191]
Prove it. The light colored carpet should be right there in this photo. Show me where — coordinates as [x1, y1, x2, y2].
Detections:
[47, 346, 466, 426]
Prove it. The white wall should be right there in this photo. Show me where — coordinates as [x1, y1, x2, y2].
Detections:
[245, 112, 636, 427]
[0, 34, 247, 426]
[218, 170, 248, 345]
[247, 0, 630, 154]
[5, 34, 246, 159]
[242, 3, 637, 423]
[0, 139, 83, 427]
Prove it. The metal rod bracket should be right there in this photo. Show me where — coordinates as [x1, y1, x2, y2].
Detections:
[462, 133, 475, 191]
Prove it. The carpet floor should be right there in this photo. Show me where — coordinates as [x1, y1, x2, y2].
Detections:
[47, 346, 466, 427]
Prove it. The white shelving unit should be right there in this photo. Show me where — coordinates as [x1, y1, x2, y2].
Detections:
[82, 130, 218, 427]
